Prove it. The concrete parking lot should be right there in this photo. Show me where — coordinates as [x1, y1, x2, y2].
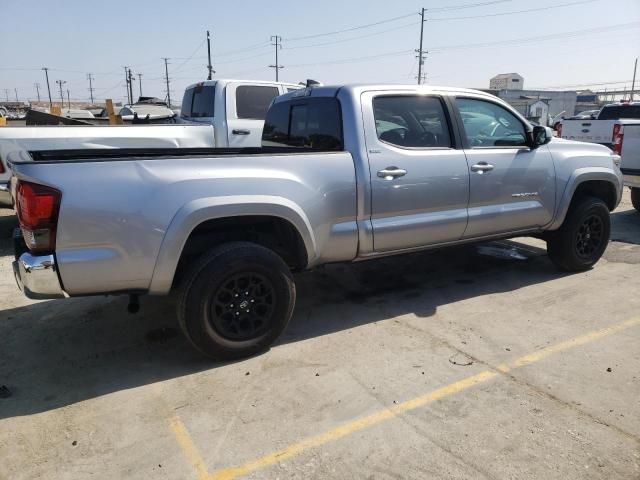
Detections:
[1, 191, 639, 480]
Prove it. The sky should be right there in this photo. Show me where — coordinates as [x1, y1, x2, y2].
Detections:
[1, 0, 639, 105]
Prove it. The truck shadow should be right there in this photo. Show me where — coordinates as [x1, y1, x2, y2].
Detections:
[610, 207, 640, 245]
[0, 238, 565, 419]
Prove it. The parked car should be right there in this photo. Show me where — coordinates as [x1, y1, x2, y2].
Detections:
[558, 101, 640, 147]
[179, 79, 301, 147]
[9, 84, 622, 359]
[0, 124, 215, 207]
[567, 109, 600, 120]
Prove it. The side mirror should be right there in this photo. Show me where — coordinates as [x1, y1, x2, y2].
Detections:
[531, 125, 552, 148]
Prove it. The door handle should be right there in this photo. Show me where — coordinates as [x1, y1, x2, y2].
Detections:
[232, 129, 251, 135]
[470, 162, 494, 174]
[377, 167, 407, 180]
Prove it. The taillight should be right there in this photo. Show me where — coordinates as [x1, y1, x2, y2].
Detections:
[557, 123, 562, 138]
[0, 159, 5, 174]
[16, 180, 61, 253]
[612, 124, 624, 155]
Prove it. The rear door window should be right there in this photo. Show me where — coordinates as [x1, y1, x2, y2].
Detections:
[373, 96, 451, 148]
[262, 98, 343, 150]
[236, 86, 280, 120]
[190, 84, 215, 118]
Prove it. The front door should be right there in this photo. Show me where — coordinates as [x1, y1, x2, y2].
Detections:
[454, 97, 556, 238]
[363, 92, 470, 252]
[226, 83, 281, 147]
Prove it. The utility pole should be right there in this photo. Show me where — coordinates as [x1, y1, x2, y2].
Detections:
[14, 88, 19, 102]
[127, 68, 135, 103]
[42, 67, 53, 108]
[123, 66, 131, 104]
[137, 73, 143, 97]
[206, 30, 215, 80]
[87, 73, 95, 104]
[3, 89, 8, 102]
[55, 80, 66, 106]
[66, 89, 71, 109]
[269, 35, 283, 81]
[163, 58, 172, 107]
[416, 7, 427, 85]
[34, 83, 41, 102]
[631, 57, 638, 102]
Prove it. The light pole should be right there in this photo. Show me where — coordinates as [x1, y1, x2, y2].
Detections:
[55, 80, 66, 107]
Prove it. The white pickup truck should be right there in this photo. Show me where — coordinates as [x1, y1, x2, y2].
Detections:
[179, 79, 301, 147]
[558, 102, 640, 148]
[559, 102, 640, 211]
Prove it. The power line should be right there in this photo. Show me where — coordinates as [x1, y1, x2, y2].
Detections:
[284, 13, 416, 41]
[173, 38, 206, 74]
[286, 49, 413, 68]
[429, 21, 640, 52]
[284, 21, 420, 50]
[429, 0, 600, 21]
[427, 0, 511, 11]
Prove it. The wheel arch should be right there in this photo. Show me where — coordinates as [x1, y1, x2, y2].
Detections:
[148, 196, 316, 295]
[549, 169, 622, 230]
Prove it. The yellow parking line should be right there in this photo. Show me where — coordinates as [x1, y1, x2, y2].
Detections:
[170, 316, 640, 480]
[169, 415, 210, 480]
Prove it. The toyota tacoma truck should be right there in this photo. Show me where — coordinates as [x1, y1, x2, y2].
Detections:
[9, 84, 623, 360]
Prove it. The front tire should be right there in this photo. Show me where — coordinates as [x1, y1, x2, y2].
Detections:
[177, 242, 296, 360]
[631, 187, 640, 212]
[547, 196, 610, 272]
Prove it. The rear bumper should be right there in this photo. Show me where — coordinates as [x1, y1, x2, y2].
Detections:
[12, 252, 66, 299]
[0, 181, 11, 207]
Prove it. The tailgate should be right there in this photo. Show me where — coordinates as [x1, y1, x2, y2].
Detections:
[561, 120, 614, 145]
[621, 124, 640, 172]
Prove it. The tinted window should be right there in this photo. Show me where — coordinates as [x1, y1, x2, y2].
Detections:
[262, 98, 343, 150]
[598, 105, 640, 120]
[236, 86, 279, 120]
[373, 96, 451, 148]
[456, 98, 527, 147]
[181, 87, 194, 117]
[190, 84, 215, 118]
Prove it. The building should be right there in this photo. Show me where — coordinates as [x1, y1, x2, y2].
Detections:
[506, 97, 550, 123]
[481, 88, 578, 124]
[489, 73, 524, 91]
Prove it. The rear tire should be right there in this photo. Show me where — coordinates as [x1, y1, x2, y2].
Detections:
[631, 187, 640, 212]
[177, 242, 296, 360]
[547, 196, 610, 272]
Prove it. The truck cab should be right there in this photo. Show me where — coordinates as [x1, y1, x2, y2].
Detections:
[180, 79, 301, 147]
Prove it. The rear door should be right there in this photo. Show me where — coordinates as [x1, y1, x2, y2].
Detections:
[226, 83, 282, 147]
[363, 92, 470, 252]
[453, 97, 555, 238]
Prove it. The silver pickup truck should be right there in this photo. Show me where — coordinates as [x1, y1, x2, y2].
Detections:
[9, 84, 623, 360]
